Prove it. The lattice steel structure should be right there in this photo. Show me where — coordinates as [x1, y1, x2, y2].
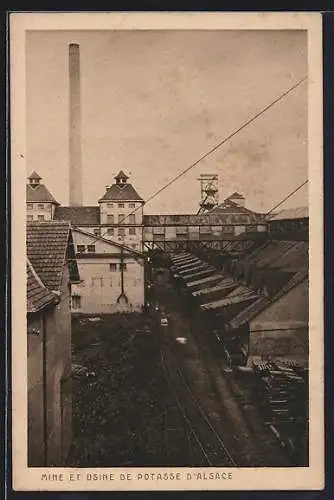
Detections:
[197, 174, 219, 214]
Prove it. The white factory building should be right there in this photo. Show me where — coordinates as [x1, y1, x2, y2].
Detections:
[26, 170, 146, 314]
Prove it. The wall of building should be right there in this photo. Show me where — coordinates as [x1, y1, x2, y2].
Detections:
[27, 264, 72, 467]
[27, 263, 72, 468]
[100, 200, 143, 225]
[249, 279, 309, 361]
[27, 314, 45, 466]
[26, 202, 56, 222]
[44, 263, 72, 466]
[74, 226, 142, 252]
[72, 256, 145, 314]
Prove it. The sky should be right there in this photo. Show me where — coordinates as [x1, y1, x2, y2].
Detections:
[26, 29, 308, 214]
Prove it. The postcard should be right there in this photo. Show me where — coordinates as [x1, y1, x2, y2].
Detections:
[10, 11, 324, 491]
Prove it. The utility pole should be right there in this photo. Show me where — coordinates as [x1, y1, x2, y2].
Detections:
[117, 246, 128, 304]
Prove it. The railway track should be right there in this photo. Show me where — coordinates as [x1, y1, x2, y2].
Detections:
[187, 313, 293, 466]
[161, 339, 236, 467]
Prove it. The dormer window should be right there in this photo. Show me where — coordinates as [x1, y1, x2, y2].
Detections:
[114, 170, 129, 186]
[27, 171, 42, 188]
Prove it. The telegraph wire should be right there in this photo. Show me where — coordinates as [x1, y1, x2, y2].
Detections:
[86, 75, 307, 244]
[141, 76, 307, 211]
[265, 179, 308, 217]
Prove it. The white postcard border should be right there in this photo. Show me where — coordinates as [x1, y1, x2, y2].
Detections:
[10, 11, 324, 491]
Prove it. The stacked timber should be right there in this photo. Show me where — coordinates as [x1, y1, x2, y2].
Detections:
[252, 360, 308, 427]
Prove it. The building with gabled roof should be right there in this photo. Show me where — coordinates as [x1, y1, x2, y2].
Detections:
[170, 230, 308, 367]
[27, 171, 146, 314]
[26, 172, 60, 222]
[27, 220, 79, 290]
[267, 206, 309, 236]
[225, 191, 245, 207]
[27, 259, 57, 313]
[27, 221, 79, 466]
[70, 226, 145, 314]
[98, 171, 144, 202]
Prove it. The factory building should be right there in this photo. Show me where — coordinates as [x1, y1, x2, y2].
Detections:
[143, 195, 267, 251]
[170, 208, 309, 367]
[26, 171, 60, 221]
[68, 228, 145, 314]
[26, 171, 146, 314]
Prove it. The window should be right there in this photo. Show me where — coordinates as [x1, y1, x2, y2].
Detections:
[176, 226, 188, 234]
[77, 245, 85, 253]
[38, 203, 44, 209]
[87, 245, 96, 253]
[93, 228, 100, 237]
[118, 214, 125, 224]
[221, 226, 234, 234]
[118, 203, 125, 208]
[109, 263, 117, 272]
[129, 203, 135, 208]
[107, 228, 114, 236]
[107, 203, 114, 208]
[118, 227, 125, 236]
[199, 226, 211, 234]
[27, 215, 33, 222]
[153, 233, 165, 241]
[119, 263, 127, 271]
[107, 215, 114, 224]
[37, 215, 45, 221]
[131, 243, 137, 249]
[27, 203, 33, 210]
[71, 296, 81, 309]
[129, 227, 136, 235]
[128, 214, 135, 224]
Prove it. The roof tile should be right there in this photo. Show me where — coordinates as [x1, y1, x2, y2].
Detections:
[27, 259, 57, 313]
[26, 184, 60, 204]
[27, 221, 71, 291]
[99, 183, 143, 202]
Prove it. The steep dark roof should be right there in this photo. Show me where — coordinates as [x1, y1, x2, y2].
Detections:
[209, 200, 261, 216]
[240, 240, 308, 273]
[98, 183, 144, 202]
[27, 221, 71, 291]
[54, 206, 100, 225]
[26, 184, 60, 205]
[115, 170, 129, 180]
[27, 259, 57, 313]
[28, 171, 42, 180]
[268, 241, 308, 273]
[228, 270, 308, 329]
[226, 192, 244, 200]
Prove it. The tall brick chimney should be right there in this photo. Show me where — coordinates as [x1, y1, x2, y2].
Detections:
[69, 43, 83, 206]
